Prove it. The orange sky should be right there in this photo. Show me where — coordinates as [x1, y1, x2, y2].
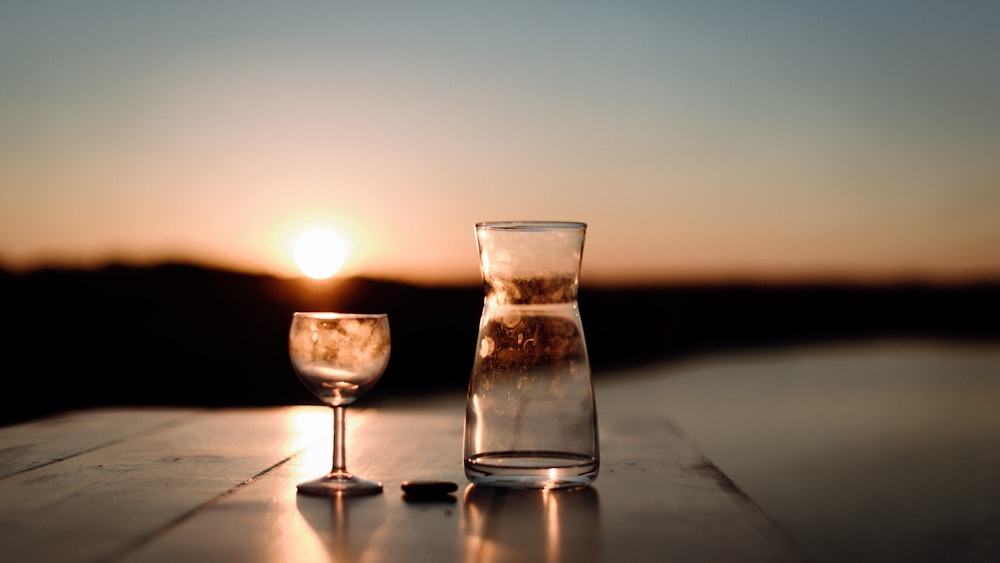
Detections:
[2, 2, 1000, 284]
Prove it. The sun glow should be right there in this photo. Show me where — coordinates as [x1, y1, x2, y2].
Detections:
[293, 227, 347, 279]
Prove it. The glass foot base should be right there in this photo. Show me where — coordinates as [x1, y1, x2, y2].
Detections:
[297, 474, 383, 496]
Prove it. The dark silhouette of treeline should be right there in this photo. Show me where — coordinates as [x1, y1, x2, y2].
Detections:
[1, 262, 997, 426]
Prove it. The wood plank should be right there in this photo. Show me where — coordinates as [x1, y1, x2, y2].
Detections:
[0, 406, 341, 563]
[0, 408, 198, 478]
[116, 406, 806, 563]
[1, 406, 805, 562]
[594, 411, 805, 562]
[122, 408, 467, 563]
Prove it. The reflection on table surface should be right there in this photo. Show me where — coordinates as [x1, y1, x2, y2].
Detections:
[293, 485, 601, 563]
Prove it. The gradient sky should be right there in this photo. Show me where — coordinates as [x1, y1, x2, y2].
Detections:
[2, 1, 999, 284]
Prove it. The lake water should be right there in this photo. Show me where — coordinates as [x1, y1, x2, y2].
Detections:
[595, 339, 1000, 563]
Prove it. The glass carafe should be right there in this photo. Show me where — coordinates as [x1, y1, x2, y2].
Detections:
[463, 221, 599, 489]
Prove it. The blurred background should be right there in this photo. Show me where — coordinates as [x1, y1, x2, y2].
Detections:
[2, 2, 999, 562]
[3, 1, 1000, 283]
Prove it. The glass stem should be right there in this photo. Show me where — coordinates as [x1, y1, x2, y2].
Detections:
[332, 405, 348, 475]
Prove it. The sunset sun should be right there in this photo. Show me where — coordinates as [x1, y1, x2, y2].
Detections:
[293, 228, 346, 279]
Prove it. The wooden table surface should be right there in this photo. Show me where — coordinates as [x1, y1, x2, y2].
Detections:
[0, 404, 807, 563]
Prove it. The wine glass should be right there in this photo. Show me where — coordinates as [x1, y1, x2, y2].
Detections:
[289, 312, 391, 496]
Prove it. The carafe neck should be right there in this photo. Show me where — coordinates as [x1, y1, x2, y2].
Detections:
[476, 221, 586, 306]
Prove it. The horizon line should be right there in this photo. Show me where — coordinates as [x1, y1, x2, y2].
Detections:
[4, 257, 1000, 289]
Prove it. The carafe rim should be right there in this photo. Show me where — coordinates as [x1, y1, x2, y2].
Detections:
[476, 221, 586, 231]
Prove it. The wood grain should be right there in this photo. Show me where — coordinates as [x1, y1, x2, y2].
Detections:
[0, 406, 807, 562]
